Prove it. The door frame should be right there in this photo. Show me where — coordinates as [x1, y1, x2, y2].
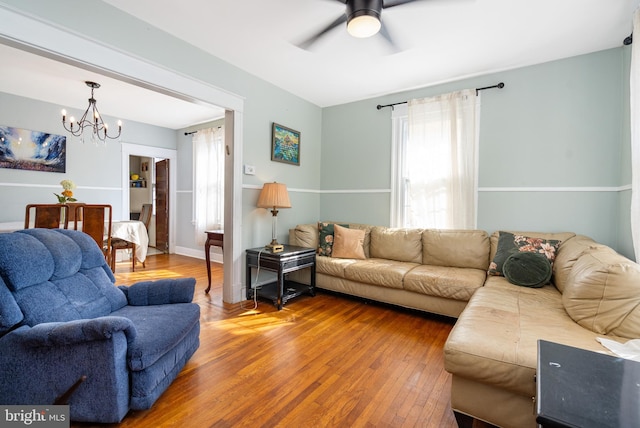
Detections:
[121, 144, 176, 253]
[0, 6, 245, 304]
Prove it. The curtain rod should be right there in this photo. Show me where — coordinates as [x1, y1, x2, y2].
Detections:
[184, 125, 222, 136]
[376, 82, 505, 111]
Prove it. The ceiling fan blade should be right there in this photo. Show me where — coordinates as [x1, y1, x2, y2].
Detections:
[383, 0, 433, 8]
[296, 14, 348, 50]
[378, 21, 400, 53]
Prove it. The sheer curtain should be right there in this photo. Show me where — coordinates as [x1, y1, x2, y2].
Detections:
[405, 89, 479, 229]
[631, 9, 640, 261]
[193, 126, 225, 246]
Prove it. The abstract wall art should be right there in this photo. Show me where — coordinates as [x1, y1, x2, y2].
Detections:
[0, 126, 66, 173]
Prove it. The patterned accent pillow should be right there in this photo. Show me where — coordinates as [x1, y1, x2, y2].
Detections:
[488, 231, 560, 276]
[317, 222, 348, 256]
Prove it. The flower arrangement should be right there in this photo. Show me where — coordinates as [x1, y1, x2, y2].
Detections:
[54, 179, 78, 203]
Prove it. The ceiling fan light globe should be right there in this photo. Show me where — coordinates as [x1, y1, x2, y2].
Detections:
[347, 15, 381, 38]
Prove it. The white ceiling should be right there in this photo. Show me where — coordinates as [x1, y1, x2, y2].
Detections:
[0, 0, 639, 129]
[0, 44, 224, 130]
[103, 0, 640, 107]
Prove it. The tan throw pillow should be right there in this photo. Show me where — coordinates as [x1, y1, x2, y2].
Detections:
[332, 224, 366, 259]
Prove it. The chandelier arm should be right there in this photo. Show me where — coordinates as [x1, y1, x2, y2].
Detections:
[60, 81, 122, 142]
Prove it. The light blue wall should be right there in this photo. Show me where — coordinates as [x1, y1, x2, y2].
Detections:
[321, 48, 634, 258]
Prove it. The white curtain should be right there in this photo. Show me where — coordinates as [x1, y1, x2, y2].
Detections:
[406, 89, 479, 229]
[631, 9, 640, 261]
[193, 126, 225, 246]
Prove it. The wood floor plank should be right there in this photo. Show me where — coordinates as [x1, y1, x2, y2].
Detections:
[71, 254, 494, 428]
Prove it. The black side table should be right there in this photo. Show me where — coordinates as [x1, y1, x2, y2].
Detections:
[536, 339, 640, 428]
[246, 245, 316, 310]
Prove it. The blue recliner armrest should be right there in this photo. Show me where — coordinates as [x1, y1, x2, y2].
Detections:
[0, 324, 132, 423]
[15, 316, 137, 347]
[118, 277, 196, 306]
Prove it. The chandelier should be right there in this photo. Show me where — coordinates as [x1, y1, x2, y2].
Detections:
[61, 81, 122, 143]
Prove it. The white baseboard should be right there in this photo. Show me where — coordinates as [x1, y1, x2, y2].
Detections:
[175, 245, 223, 264]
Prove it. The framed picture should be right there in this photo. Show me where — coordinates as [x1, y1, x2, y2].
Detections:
[0, 126, 66, 173]
[271, 122, 300, 166]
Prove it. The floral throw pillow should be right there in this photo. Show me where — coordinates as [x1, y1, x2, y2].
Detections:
[488, 231, 561, 276]
[317, 222, 348, 256]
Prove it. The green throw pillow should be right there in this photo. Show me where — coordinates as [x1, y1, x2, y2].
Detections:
[503, 251, 552, 288]
[488, 231, 560, 276]
[317, 222, 348, 256]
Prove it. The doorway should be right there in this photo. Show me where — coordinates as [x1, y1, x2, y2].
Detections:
[128, 155, 170, 254]
[121, 144, 178, 254]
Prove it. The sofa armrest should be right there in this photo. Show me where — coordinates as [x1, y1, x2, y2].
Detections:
[15, 316, 137, 347]
[119, 277, 196, 306]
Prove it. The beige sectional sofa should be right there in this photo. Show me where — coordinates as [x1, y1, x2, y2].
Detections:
[289, 223, 640, 428]
[289, 223, 490, 318]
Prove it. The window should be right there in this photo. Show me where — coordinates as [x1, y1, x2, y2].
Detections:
[391, 90, 480, 229]
[193, 126, 225, 246]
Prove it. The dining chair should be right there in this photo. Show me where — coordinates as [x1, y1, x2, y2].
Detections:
[74, 204, 112, 263]
[110, 203, 152, 272]
[24, 204, 70, 229]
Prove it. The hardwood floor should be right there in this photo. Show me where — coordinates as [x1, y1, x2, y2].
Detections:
[73, 254, 486, 428]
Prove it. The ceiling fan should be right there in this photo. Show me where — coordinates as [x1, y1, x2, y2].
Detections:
[297, 0, 434, 51]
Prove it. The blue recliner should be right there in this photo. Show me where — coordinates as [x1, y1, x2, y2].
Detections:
[0, 228, 200, 423]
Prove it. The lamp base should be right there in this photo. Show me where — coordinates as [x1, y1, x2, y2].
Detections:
[265, 243, 284, 253]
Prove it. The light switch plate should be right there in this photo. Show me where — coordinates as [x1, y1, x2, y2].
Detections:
[244, 164, 256, 175]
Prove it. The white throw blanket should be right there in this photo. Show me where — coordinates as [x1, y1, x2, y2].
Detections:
[597, 337, 640, 362]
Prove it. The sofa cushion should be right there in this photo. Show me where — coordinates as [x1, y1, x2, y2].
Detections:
[422, 229, 490, 270]
[291, 223, 319, 249]
[0, 230, 126, 326]
[503, 251, 552, 288]
[553, 235, 610, 293]
[332, 224, 366, 259]
[343, 259, 418, 289]
[19, 229, 82, 279]
[444, 286, 608, 398]
[114, 303, 200, 371]
[369, 226, 422, 263]
[562, 248, 640, 338]
[0, 232, 54, 290]
[316, 256, 356, 278]
[404, 265, 486, 301]
[488, 231, 560, 276]
[0, 276, 23, 335]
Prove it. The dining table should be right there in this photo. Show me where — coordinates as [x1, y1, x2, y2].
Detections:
[111, 220, 149, 264]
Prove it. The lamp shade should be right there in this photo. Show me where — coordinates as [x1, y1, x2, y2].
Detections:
[257, 182, 291, 209]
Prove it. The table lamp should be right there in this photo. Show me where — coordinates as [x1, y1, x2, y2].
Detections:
[257, 182, 291, 252]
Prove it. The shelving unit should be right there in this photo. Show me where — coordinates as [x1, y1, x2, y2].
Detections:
[130, 179, 147, 188]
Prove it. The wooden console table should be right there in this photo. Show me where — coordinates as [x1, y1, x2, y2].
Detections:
[204, 230, 224, 293]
